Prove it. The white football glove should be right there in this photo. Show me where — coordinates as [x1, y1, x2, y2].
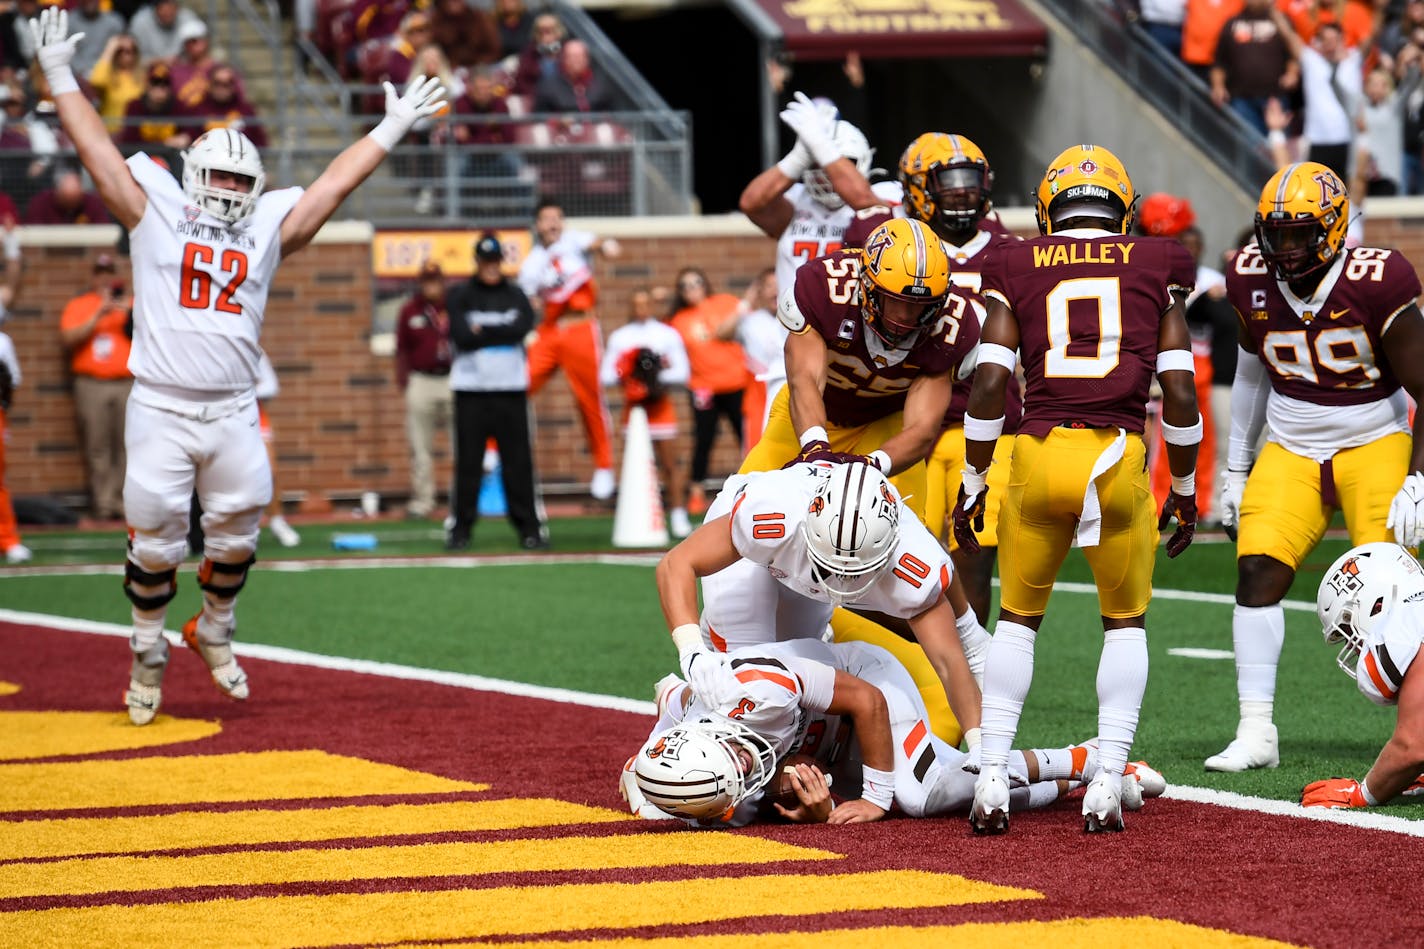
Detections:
[778, 91, 840, 167]
[1388, 472, 1424, 548]
[368, 74, 449, 151]
[1219, 468, 1248, 541]
[775, 138, 813, 182]
[960, 746, 1029, 787]
[29, 8, 83, 95]
[679, 647, 738, 709]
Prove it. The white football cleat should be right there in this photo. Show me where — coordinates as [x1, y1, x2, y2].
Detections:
[1204, 719, 1279, 772]
[669, 508, 692, 539]
[1082, 773, 1125, 832]
[969, 769, 1011, 835]
[590, 468, 616, 501]
[1121, 761, 1166, 811]
[124, 638, 169, 726]
[5, 543, 32, 564]
[182, 614, 249, 700]
[269, 515, 301, 548]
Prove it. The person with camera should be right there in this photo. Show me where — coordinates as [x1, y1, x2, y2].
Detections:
[59, 252, 133, 522]
[600, 287, 692, 537]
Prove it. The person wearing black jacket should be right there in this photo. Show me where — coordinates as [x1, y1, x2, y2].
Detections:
[446, 233, 547, 551]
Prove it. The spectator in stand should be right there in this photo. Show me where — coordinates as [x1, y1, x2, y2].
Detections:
[23, 166, 110, 224]
[1140, 0, 1188, 56]
[494, 0, 533, 61]
[1210, 0, 1297, 136]
[446, 233, 547, 552]
[353, 0, 408, 46]
[669, 268, 751, 515]
[1182, 0, 1243, 84]
[516, 200, 620, 501]
[89, 34, 145, 134]
[1381, 0, 1424, 59]
[1278, 0, 1377, 47]
[513, 12, 563, 96]
[375, 10, 428, 94]
[1358, 64, 1412, 195]
[533, 39, 613, 114]
[69, 0, 125, 79]
[1274, 12, 1362, 180]
[430, 0, 499, 69]
[120, 62, 191, 155]
[449, 66, 521, 181]
[601, 286, 692, 537]
[0, 220, 26, 563]
[0, 81, 60, 189]
[170, 20, 227, 109]
[395, 259, 454, 521]
[59, 253, 132, 522]
[188, 64, 267, 147]
[1399, 37, 1424, 193]
[129, 0, 201, 63]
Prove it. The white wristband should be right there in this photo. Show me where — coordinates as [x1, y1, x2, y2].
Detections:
[799, 426, 828, 447]
[962, 727, 981, 752]
[43, 65, 80, 97]
[1161, 415, 1203, 446]
[1156, 349, 1195, 375]
[961, 463, 988, 496]
[1267, 129, 1287, 148]
[963, 413, 1005, 442]
[868, 450, 891, 474]
[367, 115, 410, 153]
[861, 765, 895, 810]
[1171, 472, 1196, 496]
[670, 623, 703, 658]
[977, 343, 1017, 372]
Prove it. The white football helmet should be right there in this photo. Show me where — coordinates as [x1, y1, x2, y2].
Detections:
[633, 718, 776, 822]
[182, 128, 266, 224]
[804, 120, 873, 210]
[1317, 542, 1424, 679]
[802, 461, 900, 603]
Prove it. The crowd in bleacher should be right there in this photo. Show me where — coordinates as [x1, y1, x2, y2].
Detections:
[1128, 0, 1424, 196]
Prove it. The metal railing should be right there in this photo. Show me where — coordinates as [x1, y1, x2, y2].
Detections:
[1032, 0, 1275, 194]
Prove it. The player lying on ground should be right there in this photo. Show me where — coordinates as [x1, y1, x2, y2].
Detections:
[1303, 542, 1424, 808]
[621, 638, 1164, 827]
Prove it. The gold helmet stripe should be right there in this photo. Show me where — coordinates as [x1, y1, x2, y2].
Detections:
[1274, 163, 1304, 213]
[910, 220, 928, 289]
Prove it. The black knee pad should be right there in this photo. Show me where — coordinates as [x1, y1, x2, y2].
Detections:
[123, 561, 178, 611]
[197, 554, 257, 598]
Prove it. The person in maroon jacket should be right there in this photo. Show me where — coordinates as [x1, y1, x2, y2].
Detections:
[395, 259, 454, 520]
[957, 144, 1200, 835]
[512, 12, 564, 96]
[22, 166, 110, 224]
[186, 65, 266, 147]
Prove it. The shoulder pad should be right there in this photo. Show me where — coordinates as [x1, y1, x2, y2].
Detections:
[777, 285, 807, 333]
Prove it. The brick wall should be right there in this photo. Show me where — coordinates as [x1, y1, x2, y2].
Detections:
[13, 206, 1423, 512]
[2, 220, 776, 510]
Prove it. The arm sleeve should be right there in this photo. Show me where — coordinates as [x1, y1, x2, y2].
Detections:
[445, 290, 479, 351]
[786, 655, 836, 714]
[1229, 345, 1270, 470]
[599, 332, 622, 387]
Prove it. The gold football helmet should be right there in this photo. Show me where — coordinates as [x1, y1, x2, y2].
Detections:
[1034, 144, 1137, 235]
[898, 132, 993, 241]
[859, 218, 952, 348]
[1254, 161, 1350, 283]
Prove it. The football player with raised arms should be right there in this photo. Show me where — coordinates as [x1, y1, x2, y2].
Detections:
[657, 461, 986, 764]
[1304, 542, 1424, 809]
[739, 92, 899, 295]
[29, 8, 446, 724]
[622, 636, 1162, 827]
[1206, 162, 1424, 773]
[955, 144, 1201, 833]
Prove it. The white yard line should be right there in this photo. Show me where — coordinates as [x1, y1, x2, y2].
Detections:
[2, 601, 1419, 836]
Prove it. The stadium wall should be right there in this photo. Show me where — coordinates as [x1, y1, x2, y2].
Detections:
[9, 205, 1423, 512]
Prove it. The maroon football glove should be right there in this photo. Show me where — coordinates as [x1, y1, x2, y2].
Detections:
[952, 484, 986, 554]
[1158, 491, 1197, 558]
[784, 440, 836, 468]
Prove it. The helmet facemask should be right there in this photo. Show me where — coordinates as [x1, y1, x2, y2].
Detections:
[803, 120, 873, 210]
[1255, 213, 1337, 283]
[860, 279, 941, 349]
[633, 719, 777, 822]
[182, 130, 266, 225]
[1316, 542, 1424, 681]
[929, 164, 989, 242]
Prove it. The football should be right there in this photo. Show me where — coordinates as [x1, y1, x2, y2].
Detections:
[770, 754, 828, 809]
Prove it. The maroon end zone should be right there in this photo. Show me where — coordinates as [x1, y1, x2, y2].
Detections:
[1, 618, 1422, 946]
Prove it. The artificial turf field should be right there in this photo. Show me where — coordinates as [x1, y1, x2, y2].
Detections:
[2, 516, 1423, 945]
